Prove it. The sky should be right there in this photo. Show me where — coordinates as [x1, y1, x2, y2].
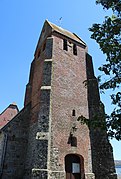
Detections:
[0, 0, 120, 160]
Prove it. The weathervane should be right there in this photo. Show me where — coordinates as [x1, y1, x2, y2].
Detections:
[57, 17, 62, 27]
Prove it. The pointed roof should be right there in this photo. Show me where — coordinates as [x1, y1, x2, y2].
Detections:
[35, 20, 86, 55]
[46, 20, 86, 46]
[0, 103, 19, 129]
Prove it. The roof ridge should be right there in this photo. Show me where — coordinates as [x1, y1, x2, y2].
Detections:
[45, 20, 86, 46]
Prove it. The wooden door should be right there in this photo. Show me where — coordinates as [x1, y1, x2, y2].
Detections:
[65, 154, 81, 179]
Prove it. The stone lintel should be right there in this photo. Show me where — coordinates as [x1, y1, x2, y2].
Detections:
[45, 59, 52, 62]
[41, 86, 51, 90]
[36, 132, 49, 140]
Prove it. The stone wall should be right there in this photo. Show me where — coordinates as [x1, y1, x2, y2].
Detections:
[1, 104, 30, 179]
[86, 54, 117, 179]
[23, 37, 53, 179]
[0, 132, 5, 175]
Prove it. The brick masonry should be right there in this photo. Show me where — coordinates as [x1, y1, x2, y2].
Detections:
[0, 20, 117, 179]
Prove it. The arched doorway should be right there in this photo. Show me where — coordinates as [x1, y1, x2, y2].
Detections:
[65, 154, 82, 179]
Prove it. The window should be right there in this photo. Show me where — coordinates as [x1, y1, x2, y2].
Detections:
[72, 109, 76, 116]
[43, 42, 46, 51]
[63, 39, 68, 51]
[73, 44, 77, 55]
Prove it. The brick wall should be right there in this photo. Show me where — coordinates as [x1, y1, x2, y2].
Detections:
[48, 34, 93, 178]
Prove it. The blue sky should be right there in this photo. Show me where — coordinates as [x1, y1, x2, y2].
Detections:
[0, 0, 120, 160]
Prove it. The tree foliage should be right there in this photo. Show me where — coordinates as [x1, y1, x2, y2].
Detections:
[89, 0, 121, 140]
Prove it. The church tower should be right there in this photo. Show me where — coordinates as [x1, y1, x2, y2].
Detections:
[0, 20, 117, 179]
[23, 20, 116, 179]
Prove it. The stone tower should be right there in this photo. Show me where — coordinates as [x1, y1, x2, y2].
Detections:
[0, 20, 117, 179]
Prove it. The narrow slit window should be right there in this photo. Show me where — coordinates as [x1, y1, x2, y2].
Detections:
[43, 42, 46, 51]
[72, 110, 76, 116]
[63, 39, 68, 51]
[73, 44, 77, 55]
